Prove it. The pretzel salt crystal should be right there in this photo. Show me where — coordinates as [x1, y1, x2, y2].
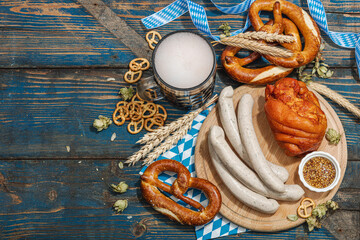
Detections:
[249, 0, 321, 68]
[141, 159, 221, 226]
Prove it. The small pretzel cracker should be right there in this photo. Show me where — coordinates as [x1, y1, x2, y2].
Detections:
[144, 116, 164, 132]
[142, 102, 157, 118]
[116, 101, 128, 108]
[113, 91, 167, 134]
[131, 92, 145, 104]
[124, 69, 142, 84]
[129, 58, 150, 72]
[146, 31, 162, 50]
[156, 104, 168, 121]
[127, 118, 144, 134]
[297, 197, 316, 218]
[113, 106, 129, 126]
[127, 102, 142, 121]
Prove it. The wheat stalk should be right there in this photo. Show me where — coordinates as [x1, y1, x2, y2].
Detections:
[220, 37, 293, 58]
[234, 31, 295, 43]
[137, 95, 218, 144]
[307, 81, 360, 119]
[125, 138, 163, 166]
[142, 121, 193, 166]
[126, 95, 218, 166]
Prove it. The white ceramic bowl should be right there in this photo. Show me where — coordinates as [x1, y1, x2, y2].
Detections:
[298, 151, 341, 192]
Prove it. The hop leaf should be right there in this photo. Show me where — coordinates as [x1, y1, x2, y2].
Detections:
[325, 128, 341, 145]
[287, 214, 299, 222]
[93, 115, 112, 131]
[119, 87, 135, 101]
[111, 181, 129, 193]
[113, 199, 128, 213]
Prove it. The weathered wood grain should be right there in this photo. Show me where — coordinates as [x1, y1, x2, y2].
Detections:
[0, 0, 358, 68]
[0, 68, 359, 159]
[0, 159, 357, 239]
[0, 1, 359, 239]
[77, 0, 152, 60]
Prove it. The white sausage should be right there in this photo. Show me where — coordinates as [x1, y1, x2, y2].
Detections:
[208, 138, 279, 214]
[218, 86, 289, 182]
[209, 126, 304, 201]
[237, 94, 285, 193]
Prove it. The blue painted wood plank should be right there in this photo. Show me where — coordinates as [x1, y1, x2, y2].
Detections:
[0, 68, 359, 159]
[1, 159, 356, 239]
[0, 0, 358, 68]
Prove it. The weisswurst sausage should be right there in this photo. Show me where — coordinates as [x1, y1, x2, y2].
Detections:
[209, 126, 304, 201]
[208, 138, 280, 214]
[237, 94, 285, 193]
[218, 86, 289, 182]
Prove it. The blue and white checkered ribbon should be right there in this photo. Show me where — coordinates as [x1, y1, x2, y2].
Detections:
[140, 107, 246, 240]
[141, 0, 360, 75]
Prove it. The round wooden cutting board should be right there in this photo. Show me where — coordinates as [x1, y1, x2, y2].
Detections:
[194, 85, 347, 232]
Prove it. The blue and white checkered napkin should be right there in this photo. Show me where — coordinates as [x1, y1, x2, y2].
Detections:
[140, 107, 247, 240]
[142, 0, 360, 77]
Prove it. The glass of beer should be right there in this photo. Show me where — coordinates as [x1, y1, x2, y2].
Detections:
[137, 30, 216, 109]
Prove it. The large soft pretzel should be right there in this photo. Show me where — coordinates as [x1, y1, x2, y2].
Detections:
[141, 159, 222, 226]
[249, 0, 321, 68]
[221, 13, 301, 84]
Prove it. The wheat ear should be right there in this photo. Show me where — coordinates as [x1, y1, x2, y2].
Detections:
[126, 95, 218, 166]
[219, 37, 293, 58]
[235, 31, 295, 43]
[142, 121, 193, 166]
[137, 95, 218, 144]
[307, 81, 360, 119]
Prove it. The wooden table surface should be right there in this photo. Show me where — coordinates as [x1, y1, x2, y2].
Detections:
[0, 0, 359, 239]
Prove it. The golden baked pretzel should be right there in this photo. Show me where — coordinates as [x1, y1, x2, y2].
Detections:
[221, 15, 301, 84]
[297, 197, 316, 218]
[156, 104, 168, 121]
[127, 118, 144, 134]
[142, 102, 157, 118]
[112, 106, 129, 126]
[144, 116, 164, 132]
[249, 0, 321, 68]
[129, 58, 150, 71]
[124, 69, 142, 84]
[127, 102, 142, 121]
[146, 31, 162, 50]
[141, 159, 222, 226]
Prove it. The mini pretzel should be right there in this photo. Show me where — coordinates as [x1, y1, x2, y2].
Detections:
[127, 118, 144, 134]
[116, 101, 128, 108]
[142, 102, 157, 118]
[112, 106, 129, 126]
[297, 197, 316, 218]
[141, 159, 221, 225]
[124, 69, 142, 84]
[144, 116, 164, 132]
[156, 104, 168, 121]
[127, 102, 142, 121]
[129, 58, 150, 71]
[131, 92, 145, 104]
[146, 31, 162, 50]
